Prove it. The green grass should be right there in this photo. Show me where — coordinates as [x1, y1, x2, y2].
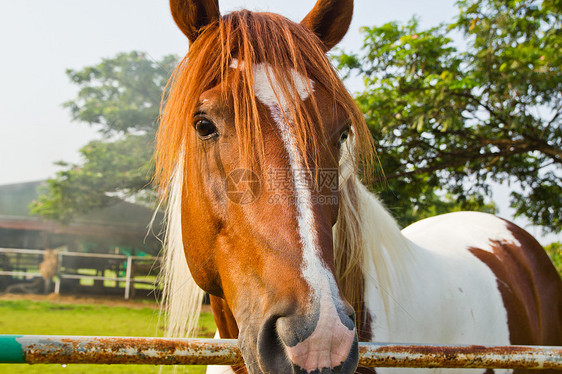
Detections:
[0, 299, 216, 374]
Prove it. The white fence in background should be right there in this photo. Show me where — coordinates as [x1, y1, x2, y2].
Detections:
[0, 248, 159, 300]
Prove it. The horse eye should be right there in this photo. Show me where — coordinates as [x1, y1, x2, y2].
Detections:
[194, 118, 218, 139]
[337, 129, 350, 149]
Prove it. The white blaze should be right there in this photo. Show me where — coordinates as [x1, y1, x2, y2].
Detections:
[241, 60, 331, 298]
[235, 60, 355, 371]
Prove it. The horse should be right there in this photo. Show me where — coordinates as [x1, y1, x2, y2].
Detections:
[154, 0, 562, 373]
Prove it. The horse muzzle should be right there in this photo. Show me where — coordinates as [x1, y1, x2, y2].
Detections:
[244, 298, 359, 374]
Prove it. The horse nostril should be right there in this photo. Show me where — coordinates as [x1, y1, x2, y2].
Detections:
[345, 305, 357, 327]
[256, 314, 294, 374]
[337, 301, 357, 332]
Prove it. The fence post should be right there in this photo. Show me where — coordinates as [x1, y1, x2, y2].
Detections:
[124, 256, 133, 300]
[53, 252, 63, 295]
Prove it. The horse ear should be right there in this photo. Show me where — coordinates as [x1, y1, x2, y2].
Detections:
[300, 0, 353, 51]
[170, 0, 221, 44]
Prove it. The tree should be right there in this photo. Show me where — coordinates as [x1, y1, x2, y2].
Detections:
[335, 0, 561, 232]
[31, 52, 178, 222]
[544, 242, 562, 275]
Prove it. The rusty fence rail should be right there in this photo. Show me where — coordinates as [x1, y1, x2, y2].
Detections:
[0, 335, 560, 369]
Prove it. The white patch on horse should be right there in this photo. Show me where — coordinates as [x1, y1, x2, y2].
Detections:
[359, 209, 514, 374]
[231, 59, 312, 108]
[253, 64, 312, 108]
[403, 211, 520, 253]
[242, 61, 355, 371]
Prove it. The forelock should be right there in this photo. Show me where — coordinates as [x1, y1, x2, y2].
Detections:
[155, 10, 376, 194]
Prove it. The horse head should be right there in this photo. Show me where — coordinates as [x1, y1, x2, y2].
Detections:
[156, 1, 374, 372]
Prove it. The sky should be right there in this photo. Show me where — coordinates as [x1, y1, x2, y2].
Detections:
[0, 0, 558, 243]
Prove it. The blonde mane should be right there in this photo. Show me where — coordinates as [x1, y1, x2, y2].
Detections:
[155, 10, 406, 339]
[159, 164, 205, 339]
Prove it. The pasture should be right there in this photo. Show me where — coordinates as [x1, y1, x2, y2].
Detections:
[0, 296, 216, 373]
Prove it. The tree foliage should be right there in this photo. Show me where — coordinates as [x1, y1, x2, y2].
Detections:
[31, 52, 177, 222]
[336, 0, 561, 232]
[545, 242, 562, 275]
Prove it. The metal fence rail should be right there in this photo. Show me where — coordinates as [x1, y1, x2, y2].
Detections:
[0, 335, 560, 369]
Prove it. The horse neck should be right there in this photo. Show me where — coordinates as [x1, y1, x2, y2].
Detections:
[334, 175, 414, 335]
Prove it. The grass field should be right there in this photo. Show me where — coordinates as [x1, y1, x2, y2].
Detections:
[0, 296, 216, 374]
